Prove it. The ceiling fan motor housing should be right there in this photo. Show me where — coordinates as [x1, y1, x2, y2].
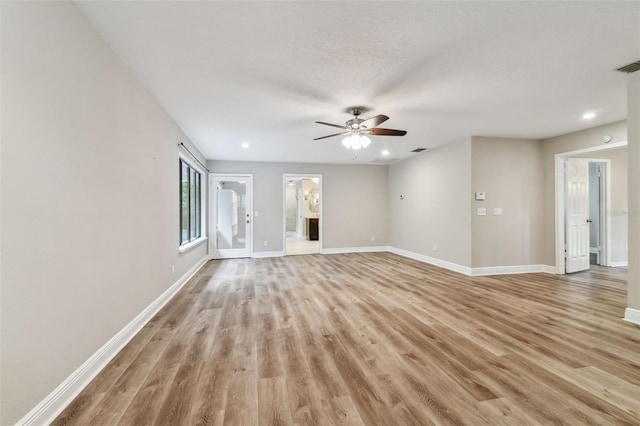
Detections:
[347, 118, 365, 130]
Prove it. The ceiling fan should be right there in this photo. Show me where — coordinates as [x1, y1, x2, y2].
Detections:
[313, 107, 407, 150]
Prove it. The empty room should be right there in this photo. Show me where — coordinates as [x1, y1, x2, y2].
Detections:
[2, 1, 640, 425]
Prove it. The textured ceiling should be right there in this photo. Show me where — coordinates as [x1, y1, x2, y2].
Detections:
[76, 1, 639, 164]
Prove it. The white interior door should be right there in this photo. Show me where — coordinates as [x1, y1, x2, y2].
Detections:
[211, 174, 253, 259]
[565, 159, 590, 273]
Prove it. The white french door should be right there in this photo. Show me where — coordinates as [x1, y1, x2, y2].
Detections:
[565, 159, 590, 273]
[210, 174, 253, 259]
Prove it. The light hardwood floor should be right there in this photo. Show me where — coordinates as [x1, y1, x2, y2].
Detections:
[54, 253, 639, 425]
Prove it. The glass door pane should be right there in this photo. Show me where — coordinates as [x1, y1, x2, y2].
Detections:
[216, 180, 247, 250]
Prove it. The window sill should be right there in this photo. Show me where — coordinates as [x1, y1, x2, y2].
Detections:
[179, 236, 208, 254]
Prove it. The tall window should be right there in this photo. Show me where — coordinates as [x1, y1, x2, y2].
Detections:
[180, 159, 201, 245]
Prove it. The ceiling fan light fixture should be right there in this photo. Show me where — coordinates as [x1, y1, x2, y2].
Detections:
[342, 134, 371, 150]
[351, 136, 362, 150]
[342, 135, 353, 148]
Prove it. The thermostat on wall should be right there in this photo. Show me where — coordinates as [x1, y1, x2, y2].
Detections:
[475, 191, 486, 201]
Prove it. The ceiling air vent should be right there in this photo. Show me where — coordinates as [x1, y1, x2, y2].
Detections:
[411, 148, 427, 153]
[616, 60, 640, 73]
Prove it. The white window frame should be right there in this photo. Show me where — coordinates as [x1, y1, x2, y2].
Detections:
[179, 153, 207, 253]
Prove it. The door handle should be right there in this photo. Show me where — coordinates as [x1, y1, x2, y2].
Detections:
[586, 219, 592, 223]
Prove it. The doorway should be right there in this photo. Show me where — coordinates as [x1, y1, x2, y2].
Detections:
[283, 174, 322, 255]
[555, 142, 626, 273]
[210, 174, 253, 259]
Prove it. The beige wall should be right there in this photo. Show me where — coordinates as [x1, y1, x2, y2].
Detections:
[580, 148, 628, 265]
[628, 73, 640, 312]
[0, 2, 207, 423]
[208, 161, 388, 251]
[388, 139, 472, 267]
[541, 121, 628, 266]
[471, 137, 545, 267]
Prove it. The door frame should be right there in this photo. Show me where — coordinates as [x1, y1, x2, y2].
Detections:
[282, 173, 323, 255]
[554, 142, 625, 273]
[592, 162, 607, 266]
[209, 173, 253, 259]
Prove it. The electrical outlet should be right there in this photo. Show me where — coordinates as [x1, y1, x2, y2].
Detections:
[263, 240, 268, 246]
[371, 236, 375, 242]
[433, 244, 438, 252]
[171, 264, 175, 275]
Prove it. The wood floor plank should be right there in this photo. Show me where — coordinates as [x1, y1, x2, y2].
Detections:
[222, 370, 258, 425]
[258, 376, 294, 426]
[188, 360, 233, 426]
[257, 312, 284, 379]
[285, 375, 328, 425]
[320, 396, 365, 425]
[564, 366, 640, 417]
[477, 397, 544, 426]
[54, 254, 640, 425]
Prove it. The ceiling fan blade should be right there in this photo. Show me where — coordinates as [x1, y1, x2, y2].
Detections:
[315, 121, 346, 129]
[368, 128, 407, 136]
[313, 131, 350, 141]
[360, 114, 389, 128]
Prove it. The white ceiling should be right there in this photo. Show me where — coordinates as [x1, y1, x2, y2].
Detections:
[76, 1, 639, 164]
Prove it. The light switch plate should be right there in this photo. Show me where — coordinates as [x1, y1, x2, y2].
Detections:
[493, 208, 503, 216]
[475, 191, 486, 201]
[477, 208, 487, 216]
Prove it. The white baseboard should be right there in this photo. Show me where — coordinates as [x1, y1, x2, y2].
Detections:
[609, 261, 628, 268]
[252, 250, 285, 258]
[17, 256, 209, 426]
[623, 308, 640, 326]
[388, 246, 472, 276]
[541, 264, 558, 274]
[321, 246, 388, 255]
[387, 247, 556, 277]
[252, 246, 387, 258]
[471, 264, 556, 276]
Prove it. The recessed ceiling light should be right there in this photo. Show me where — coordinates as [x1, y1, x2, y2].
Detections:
[241, 142, 249, 149]
[582, 112, 596, 120]
[381, 150, 390, 156]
